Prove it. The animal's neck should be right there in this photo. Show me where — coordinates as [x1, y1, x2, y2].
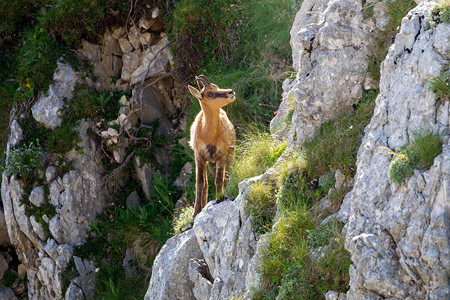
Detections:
[200, 103, 220, 141]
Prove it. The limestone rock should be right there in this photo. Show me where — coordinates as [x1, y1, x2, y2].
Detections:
[272, 0, 381, 145]
[130, 37, 172, 85]
[73, 256, 97, 300]
[341, 3, 450, 299]
[189, 258, 213, 300]
[0, 254, 8, 280]
[29, 186, 44, 207]
[122, 49, 142, 82]
[134, 156, 154, 200]
[9, 120, 23, 148]
[31, 62, 79, 129]
[173, 162, 193, 189]
[145, 229, 203, 300]
[0, 209, 10, 246]
[126, 191, 140, 210]
[0, 287, 17, 300]
[119, 36, 133, 54]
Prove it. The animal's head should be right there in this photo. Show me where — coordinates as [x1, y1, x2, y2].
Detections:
[188, 75, 235, 109]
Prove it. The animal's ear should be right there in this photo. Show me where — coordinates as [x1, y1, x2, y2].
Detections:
[188, 85, 202, 100]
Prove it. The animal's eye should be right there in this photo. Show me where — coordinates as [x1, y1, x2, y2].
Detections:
[207, 92, 213, 97]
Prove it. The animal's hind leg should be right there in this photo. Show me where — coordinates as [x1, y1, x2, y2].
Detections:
[215, 162, 226, 203]
[193, 157, 208, 218]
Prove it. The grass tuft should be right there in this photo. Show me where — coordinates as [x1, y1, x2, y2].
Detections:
[429, 63, 449, 102]
[245, 182, 277, 235]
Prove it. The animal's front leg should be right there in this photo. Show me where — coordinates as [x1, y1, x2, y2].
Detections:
[193, 157, 208, 218]
[215, 162, 226, 203]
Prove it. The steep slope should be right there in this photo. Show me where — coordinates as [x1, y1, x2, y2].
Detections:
[340, 2, 449, 299]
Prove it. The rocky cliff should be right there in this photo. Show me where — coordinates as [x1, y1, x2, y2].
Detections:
[146, 0, 449, 299]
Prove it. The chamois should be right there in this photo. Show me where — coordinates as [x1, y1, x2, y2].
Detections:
[188, 75, 236, 218]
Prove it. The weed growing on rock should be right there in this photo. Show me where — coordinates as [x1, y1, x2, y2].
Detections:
[172, 206, 194, 234]
[276, 169, 313, 212]
[3, 141, 45, 183]
[389, 154, 414, 183]
[304, 89, 378, 179]
[407, 130, 443, 170]
[429, 63, 449, 102]
[245, 182, 277, 235]
[386, 130, 442, 183]
[318, 171, 336, 192]
[430, 0, 450, 26]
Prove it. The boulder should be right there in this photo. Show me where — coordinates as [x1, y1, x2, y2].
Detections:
[31, 62, 79, 129]
[144, 229, 203, 300]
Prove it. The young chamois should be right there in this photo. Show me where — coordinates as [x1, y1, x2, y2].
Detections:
[188, 75, 236, 218]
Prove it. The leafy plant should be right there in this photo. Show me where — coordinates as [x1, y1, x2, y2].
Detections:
[276, 169, 313, 212]
[3, 141, 45, 182]
[277, 265, 317, 300]
[388, 152, 414, 183]
[318, 171, 336, 192]
[172, 205, 194, 234]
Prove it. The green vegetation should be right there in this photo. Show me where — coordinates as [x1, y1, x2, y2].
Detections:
[72, 175, 176, 298]
[0, 269, 19, 287]
[245, 182, 277, 235]
[429, 63, 450, 102]
[304, 89, 378, 178]
[2, 141, 45, 183]
[430, 0, 450, 26]
[226, 131, 286, 198]
[367, 0, 417, 82]
[387, 130, 442, 183]
[172, 206, 194, 234]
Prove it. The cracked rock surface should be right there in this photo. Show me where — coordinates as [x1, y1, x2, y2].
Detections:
[340, 2, 450, 299]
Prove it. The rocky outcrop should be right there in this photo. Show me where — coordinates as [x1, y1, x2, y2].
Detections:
[271, 0, 386, 145]
[340, 2, 450, 299]
[146, 177, 266, 300]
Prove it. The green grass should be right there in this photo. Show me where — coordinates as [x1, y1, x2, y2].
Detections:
[304, 89, 378, 179]
[367, 0, 417, 82]
[429, 63, 449, 102]
[226, 131, 286, 198]
[245, 182, 277, 235]
[172, 206, 194, 234]
[387, 130, 442, 183]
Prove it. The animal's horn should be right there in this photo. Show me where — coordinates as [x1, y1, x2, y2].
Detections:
[195, 75, 211, 88]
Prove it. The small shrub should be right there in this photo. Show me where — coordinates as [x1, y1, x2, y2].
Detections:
[430, 0, 450, 26]
[276, 169, 312, 212]
[245, 182, 276, 235]
[277, 265, 317, 300]
[429, 63, 449, 102]
[307, 220, 336, 248]
[173, 206, 194, 234]
[389, 155, 414, 183]
[1, 269, 19, 287]
[47, 122, 79, 154]
[3, 141, 45, 180]
[318, 171, 335, 191]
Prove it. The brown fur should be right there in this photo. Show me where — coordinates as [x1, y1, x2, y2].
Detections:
[188, 75, 236, 218]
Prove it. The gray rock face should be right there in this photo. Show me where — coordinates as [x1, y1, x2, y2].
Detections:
[0, 209, 10, 246]
[31, 62, 79, 129]
[9, 120, 23, 148]
[146, 177, 262, 300]
[130, 37, 172, 86]
[271, 0, 382, 145]
[145, 229, 203, 300]
[341, 3, 450, 299]
[0, 287, 18, 300]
